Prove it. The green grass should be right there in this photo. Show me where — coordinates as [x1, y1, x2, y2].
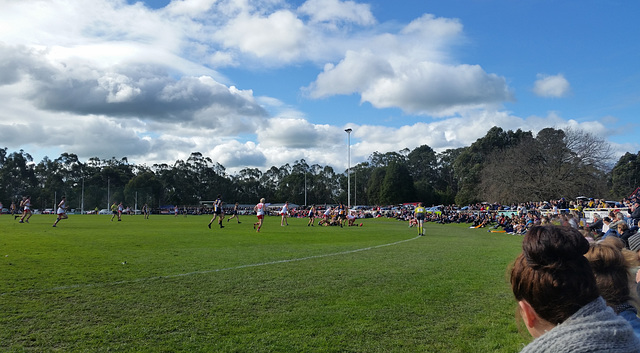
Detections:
[0, 214, 530, 352]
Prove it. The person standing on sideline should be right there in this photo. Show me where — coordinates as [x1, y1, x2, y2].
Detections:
[53, 196, 68, 227]
[280, 201, 289, 226]
[307, 205, 316, 226]
[414, 203, 426, 236]
[208, 194, 225, 229]
[227, 202, 241, 224]
[254, 198, 266, 232]
[18, 196, 32, 223]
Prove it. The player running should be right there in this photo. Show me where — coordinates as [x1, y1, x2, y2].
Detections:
[254, 198, 266, 232]
[53, 196, 68, 227]
[18, 196, 32, 223]
[227, 202, 241, 224]
[208, 195, 225, 229]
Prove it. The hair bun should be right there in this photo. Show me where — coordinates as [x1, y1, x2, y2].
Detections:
[523, 226, 590, 269]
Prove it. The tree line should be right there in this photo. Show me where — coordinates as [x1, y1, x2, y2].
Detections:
[1, 126, 639, 211]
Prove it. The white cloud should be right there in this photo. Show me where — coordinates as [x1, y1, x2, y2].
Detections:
[306, 50, 394, 97]
[164, 0, 218, 16]
[298, 0, 376, 26]
[214, 10, 309, 62]
[360, 62, 511, 116]
[305, 13, 512, 116]
[98, 73, 142, 103]
[533, 74, 571, 98]
[210, 141, 267, 169]
[258, 118, 340, 148]
[0, 0, 631, 175]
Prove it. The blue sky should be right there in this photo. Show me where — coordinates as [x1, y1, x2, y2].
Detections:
[1, 0, 638, 173]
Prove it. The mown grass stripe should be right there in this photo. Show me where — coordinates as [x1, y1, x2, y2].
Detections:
[1, 235, 421, 297]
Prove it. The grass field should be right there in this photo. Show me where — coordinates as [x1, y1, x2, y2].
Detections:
[0, 213, 530, 352]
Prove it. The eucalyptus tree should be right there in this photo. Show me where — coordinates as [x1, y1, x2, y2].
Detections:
[368, 151, 407, 168]
[260, 166, 282, 201]
[479, 127, 610, 203]
[152, 163, 175, 206]
[235, 167, 263, 203]
[407, 145, 439, 205]
[380, 161, 415, 205]
[350, 162, 373, 206]
[124, 170, 164, 208]
[454, 127, 531, 205]
[278, 159, 310, 205]
[366, 167, 386, 206]
[0, 150, 38, 205]
[54, 153, 86, 209]
[435, 148, 463, 205]
[308, 165, 339, 204]
[34, 156, 64, 210]
[610, 152, 640, 199]
[99, 157, 135, 206]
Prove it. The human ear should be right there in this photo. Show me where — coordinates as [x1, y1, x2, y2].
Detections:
[518, 300, 537, 329]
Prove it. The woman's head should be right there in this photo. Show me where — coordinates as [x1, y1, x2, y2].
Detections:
[585, 243, 632, 307]
[510, 225, 599, 324]
[618, 222, 629, 233]
[601, 235, 625, 250]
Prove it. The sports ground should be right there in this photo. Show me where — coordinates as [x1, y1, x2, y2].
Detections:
[1, 214, 529, 352]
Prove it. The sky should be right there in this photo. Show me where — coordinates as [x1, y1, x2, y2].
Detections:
[1, 0, 639, 174]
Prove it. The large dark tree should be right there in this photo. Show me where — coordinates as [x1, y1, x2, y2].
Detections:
[366, 167, 386, 205]
[479, 128, 609, 203]
[379, 161, 415, 204]
[234, 167, 263, 203]
[610, 152, 640, 199]
[454, 127, 532, 205]
[0, 150, 38, 205]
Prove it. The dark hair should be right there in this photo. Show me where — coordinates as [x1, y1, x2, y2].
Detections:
[510, 226, 599, 324]
[585, 243, 632, 307]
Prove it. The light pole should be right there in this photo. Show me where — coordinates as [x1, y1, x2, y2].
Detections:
[345, 128, 352, 209]
[81, 176, 84, 215]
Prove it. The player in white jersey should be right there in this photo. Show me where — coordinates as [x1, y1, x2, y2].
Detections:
[254, 198, 266, 232]
[18, 196, 32, 223]
[280, 201, 289, 226]
[53, 196, 69, 227]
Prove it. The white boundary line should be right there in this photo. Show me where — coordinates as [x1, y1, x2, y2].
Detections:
[1, 235, 421, 297]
